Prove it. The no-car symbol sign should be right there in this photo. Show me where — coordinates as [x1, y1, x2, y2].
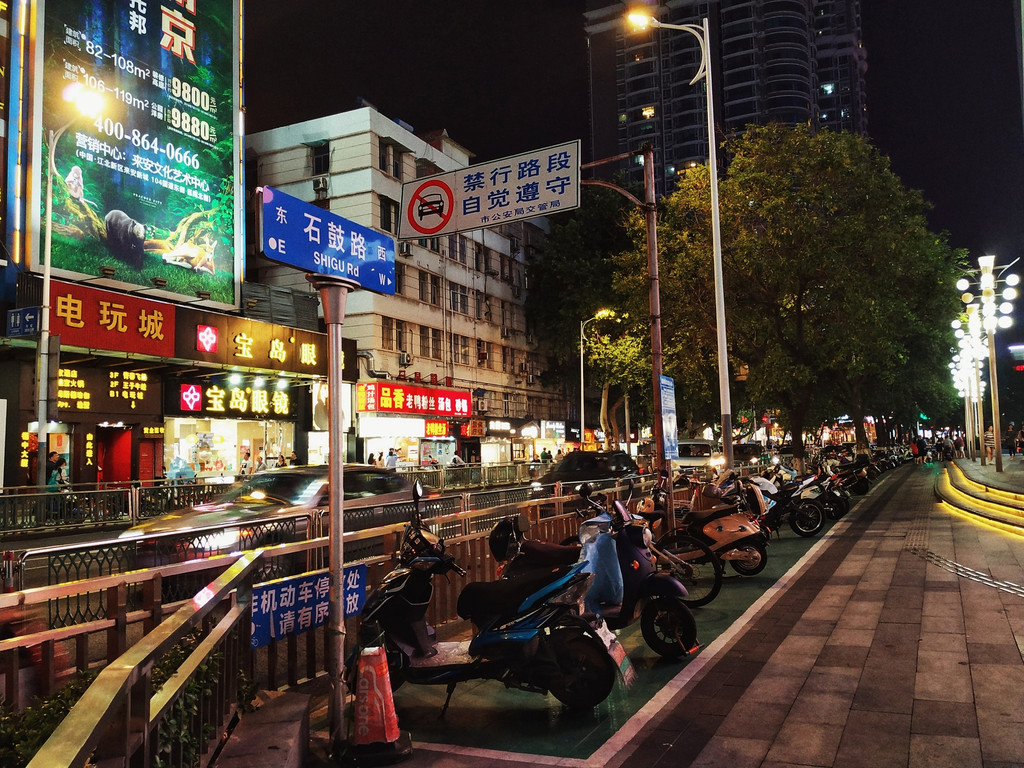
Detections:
[405, 179, 454, 236]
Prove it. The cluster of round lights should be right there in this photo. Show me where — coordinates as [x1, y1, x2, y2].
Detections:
[956, 271, 1019, 332]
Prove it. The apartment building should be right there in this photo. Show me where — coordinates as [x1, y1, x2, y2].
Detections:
[246, 107, 566, 465]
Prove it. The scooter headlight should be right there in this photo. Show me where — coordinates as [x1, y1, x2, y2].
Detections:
[642, 526, 653, 548]
[549, 573, 594, 606]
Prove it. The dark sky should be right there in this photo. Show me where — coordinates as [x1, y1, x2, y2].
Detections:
[244, 0, 1024, 262]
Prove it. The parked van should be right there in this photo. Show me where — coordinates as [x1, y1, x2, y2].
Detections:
[672, 440, 720, 472]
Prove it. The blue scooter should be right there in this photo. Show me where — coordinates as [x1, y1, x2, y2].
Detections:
[575, 482, 700, 659]
[352, 482, 625, 712]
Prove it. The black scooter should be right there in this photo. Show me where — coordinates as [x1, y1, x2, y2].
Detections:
[352, 482, 625, 712]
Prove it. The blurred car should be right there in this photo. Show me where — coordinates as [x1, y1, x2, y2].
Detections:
[530, 450, 639, 498]
[671, 440, 721, 472]
[731, 443, 769, 468]
[121, 464, 431, 543]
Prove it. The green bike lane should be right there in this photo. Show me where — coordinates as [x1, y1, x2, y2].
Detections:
[385, 509, 854, 760]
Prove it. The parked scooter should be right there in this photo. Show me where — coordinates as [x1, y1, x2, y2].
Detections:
[661, 471, 770, 576]
[751, 469, 825, 538]
[352, 482, 625, 711]
[573, 482, 700, 659]
[635, 471, 724, 607]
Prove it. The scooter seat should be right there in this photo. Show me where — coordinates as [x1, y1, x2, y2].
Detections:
[683, 501, 740, 523]
[457, 566, 574, 629]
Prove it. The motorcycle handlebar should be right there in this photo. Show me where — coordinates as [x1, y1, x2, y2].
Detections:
[446, 556, 468, 577]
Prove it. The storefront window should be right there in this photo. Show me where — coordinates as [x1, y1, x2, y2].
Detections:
[164, 418, 297, 479]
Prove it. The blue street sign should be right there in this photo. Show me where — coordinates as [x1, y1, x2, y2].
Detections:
[660, 375, 679, 461]
[6, 307, 40, 338]
[258, 186, 395, 295]
[250, 564, 367, 649]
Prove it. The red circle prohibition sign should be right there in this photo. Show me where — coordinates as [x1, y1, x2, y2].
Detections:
[406, 179, 455, 235]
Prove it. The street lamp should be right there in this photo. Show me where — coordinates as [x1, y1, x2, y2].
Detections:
[580, 308, 616, 447]
[627, 13, 734, 468]
[951, 310, 987, 461]
[35, 83, 103, 484]
[957, 257, 1017, 472]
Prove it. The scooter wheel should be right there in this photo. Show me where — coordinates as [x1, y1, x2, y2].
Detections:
[654, 531, 723, 607]
[546, 632, 616, 708]
[728, 542, 768, 576]
[640, 597, 698, 659]
[789, 501, 824, 537]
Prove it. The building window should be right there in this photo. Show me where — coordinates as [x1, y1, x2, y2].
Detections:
[477, 339, 491, 368]
[396, 320, 408, 351]
[311, 142, 329, 175]
[431, 328, 442, 360]
[449, 282, 469, 315]
[430, 275, 441, 306]
[379, 196, 399, 234]
[502, 345, 512, 373]
[451, 334, 470, 366]
[382, 317, 394, 350]
[395, 263, 405, 295]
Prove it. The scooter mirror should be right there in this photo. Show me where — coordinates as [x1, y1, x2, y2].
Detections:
[412, 479, 424, 503]
[578, 482, 593, 499]
[515, 511, 531, 534]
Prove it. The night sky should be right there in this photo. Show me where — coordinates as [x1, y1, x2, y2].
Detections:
[244, 0, 1024, 267]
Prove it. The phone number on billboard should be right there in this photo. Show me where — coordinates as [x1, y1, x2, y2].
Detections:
[92, 118, 203, 169]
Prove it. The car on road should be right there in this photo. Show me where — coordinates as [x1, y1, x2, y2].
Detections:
[530, 450, 639, 499]
[120, 464, 437, 556]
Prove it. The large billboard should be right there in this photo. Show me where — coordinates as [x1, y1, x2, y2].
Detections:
[35, 0, 242, 305]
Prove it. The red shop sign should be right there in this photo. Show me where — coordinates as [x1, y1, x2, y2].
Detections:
[357, 382, 472, 418]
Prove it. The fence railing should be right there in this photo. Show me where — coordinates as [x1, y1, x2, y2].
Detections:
[3, 477, 666, 766]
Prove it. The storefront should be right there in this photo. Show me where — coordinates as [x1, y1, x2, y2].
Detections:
[356, 381, 472, 466]
[14, 279, 331, 485]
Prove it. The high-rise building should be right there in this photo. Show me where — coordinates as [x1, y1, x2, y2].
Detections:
[584, 0, 868, 194]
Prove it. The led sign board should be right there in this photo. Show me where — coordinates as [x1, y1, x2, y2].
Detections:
[168, 379, 295, 418]
[38, 0, 242, 304]
[356, 382, 472, 418]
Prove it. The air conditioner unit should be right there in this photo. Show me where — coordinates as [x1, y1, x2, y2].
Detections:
[501, 326, 511, 338]
[399, 242, 412, 256]
[475, 398, 490, 413]
[312, 176, 328, 192]
[399, 351, 413, 366]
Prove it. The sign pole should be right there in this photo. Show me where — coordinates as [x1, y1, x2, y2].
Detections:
[306, 273, 355, 755]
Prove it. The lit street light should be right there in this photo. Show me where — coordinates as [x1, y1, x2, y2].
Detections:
[956, 257, 1018, 472]
[35, 82, 103, 485]
[580, 308, 616, 447]
[627, 12, 734, 468]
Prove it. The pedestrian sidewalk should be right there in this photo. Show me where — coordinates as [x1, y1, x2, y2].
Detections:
[295, 461, 1023, 768]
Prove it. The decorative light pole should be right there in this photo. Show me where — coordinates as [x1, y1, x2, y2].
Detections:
[956, 257, 1017, 471]
[951, 312, 987, 462]
[627, 12, 733, 468]
[580, 309, 616, 447]
[35, 83, 103, 484]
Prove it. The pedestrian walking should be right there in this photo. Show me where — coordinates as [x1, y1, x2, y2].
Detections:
[984, 425, 995, 461]
[385, 449, 399, 468]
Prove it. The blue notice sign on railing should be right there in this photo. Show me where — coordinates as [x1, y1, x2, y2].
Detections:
[250, 563, 367, 649]
[258, 185, 395, 295]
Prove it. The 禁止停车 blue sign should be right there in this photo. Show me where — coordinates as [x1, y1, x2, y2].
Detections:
[258, 186, 395, 295]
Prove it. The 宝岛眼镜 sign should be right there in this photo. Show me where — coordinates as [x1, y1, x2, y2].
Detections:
[398, 140, 580, 239]
[257, 186, 395, 295]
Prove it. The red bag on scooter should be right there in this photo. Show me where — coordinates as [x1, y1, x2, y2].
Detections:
[353, 646, 400, 745]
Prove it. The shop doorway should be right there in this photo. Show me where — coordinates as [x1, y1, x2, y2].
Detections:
[138, 438, 163, 482]
[97, 426, 133, 484]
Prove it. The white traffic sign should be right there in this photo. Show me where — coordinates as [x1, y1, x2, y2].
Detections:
[398, 140, 580, 239]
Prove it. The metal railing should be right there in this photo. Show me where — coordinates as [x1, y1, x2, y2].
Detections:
[4, 478, 657, 766]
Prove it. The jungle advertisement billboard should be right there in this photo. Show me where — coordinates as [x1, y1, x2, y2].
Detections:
[35, 0, 242, 305]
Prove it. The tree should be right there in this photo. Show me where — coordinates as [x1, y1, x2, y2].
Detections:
[617, 124, 962, 465]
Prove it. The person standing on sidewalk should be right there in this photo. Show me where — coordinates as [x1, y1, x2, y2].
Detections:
[984, 425, 996, 461]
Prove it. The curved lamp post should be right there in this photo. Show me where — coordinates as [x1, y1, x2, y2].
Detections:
[35, 83, 103, 485]
[627, 13, 733, 468]
[580, 308, 616, 447]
